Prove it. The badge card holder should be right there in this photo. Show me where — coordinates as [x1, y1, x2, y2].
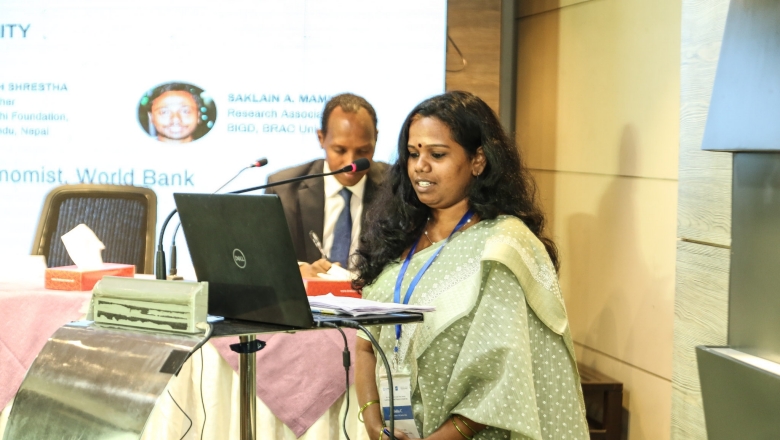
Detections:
[380, 211, 475, 439]
[379, 370, 421, 439]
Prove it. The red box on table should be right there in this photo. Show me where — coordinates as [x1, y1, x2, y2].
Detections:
[44, 263, 135, 291]
[303, 278, 361, 298]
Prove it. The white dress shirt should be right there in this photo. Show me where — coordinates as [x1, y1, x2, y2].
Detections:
[322, 161, 366, 268]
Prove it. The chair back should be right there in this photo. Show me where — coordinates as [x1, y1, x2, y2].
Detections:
[31, 184, 157, 273]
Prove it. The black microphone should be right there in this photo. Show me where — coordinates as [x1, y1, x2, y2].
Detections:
[343, 157, 370, 173]
[250, 157, 269, 168]
[229, 158, 371, 195]
[155, 157, 270, 280]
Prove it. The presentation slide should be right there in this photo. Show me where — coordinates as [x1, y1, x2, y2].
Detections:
[0, 0, 446, 276]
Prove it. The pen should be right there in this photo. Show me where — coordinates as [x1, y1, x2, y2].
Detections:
[309, 230, 329, 261]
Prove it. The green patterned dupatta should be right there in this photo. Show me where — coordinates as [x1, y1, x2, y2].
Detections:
[362, 216, 589, 439]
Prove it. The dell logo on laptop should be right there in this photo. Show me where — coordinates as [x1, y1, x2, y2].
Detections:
[232, 249, 247, 269]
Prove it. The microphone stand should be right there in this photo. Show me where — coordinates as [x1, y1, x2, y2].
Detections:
[228, 160, 368, 194]
[156, 209, 179, 279]
[154, 159, 370, 280]
[168, 223, 184, 280]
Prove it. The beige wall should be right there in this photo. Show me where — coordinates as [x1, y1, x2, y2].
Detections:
[516, 1, 681, 439]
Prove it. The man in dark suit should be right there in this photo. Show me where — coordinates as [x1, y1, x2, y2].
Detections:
[266, 93, 388, 277]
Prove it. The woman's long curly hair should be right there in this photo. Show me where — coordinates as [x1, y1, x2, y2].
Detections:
[353, 91, 558, 288]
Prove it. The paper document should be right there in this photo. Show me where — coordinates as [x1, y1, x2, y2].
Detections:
[317, 264, 353, 280]
[308, 294, 435, 316]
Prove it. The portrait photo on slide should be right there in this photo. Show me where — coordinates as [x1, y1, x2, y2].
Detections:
[138, 82, 217, 144]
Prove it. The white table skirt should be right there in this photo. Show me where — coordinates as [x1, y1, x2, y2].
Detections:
[1, 341, 372, 440]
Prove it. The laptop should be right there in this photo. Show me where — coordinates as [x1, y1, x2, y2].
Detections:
[174, 193, 422, 329]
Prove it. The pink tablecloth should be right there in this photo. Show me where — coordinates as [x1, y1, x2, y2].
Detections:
[211, 329, 356, 437]
[0, 282, 91, 410]
[0, 281, 356, 437]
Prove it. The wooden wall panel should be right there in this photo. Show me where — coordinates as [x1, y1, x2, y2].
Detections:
[673, 0, 732, 439]
[445, 0, 501, 114]
[517, 0, 591, 18]
[536, 0, 681, 180]
[677, 0, 731, 247]
[671, 241, 729, 440]
[520, 2, 682, 438]
[533, 170, 678, 380]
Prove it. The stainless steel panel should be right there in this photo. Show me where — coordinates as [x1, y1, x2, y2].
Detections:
[702, 0, 780, 151]
[4, 322, 202, 440]
[729, 152, 780, 362]
[697, 346, 780, 440]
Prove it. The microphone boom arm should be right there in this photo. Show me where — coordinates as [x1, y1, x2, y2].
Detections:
[229, 158, 369, 195]
[229, 168, 348, 195]
[155, 208, 178, 279]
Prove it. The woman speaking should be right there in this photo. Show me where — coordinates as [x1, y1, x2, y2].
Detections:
[354, 91, 589, 440]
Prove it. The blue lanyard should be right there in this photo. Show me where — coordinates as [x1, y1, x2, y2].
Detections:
[393, 210, 475, 345]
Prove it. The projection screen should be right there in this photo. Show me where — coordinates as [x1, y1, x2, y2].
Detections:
[0, 0, 447, 277]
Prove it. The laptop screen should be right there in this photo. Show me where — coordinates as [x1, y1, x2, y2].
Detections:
[174, 193, 314, 329]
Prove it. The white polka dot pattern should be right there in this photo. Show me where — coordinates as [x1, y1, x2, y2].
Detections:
[362, 216, 589, 439]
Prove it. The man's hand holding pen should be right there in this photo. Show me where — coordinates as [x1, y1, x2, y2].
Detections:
[299, 258, 334, 278]
[298, 230, 342, 278]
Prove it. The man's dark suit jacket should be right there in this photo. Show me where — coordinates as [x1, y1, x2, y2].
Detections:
[265, 159, 389, 263]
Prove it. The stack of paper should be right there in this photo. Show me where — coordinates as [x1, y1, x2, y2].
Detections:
[308, 293, 435, 316]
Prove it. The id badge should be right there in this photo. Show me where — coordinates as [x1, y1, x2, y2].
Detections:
[379, 370, 421, 439]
